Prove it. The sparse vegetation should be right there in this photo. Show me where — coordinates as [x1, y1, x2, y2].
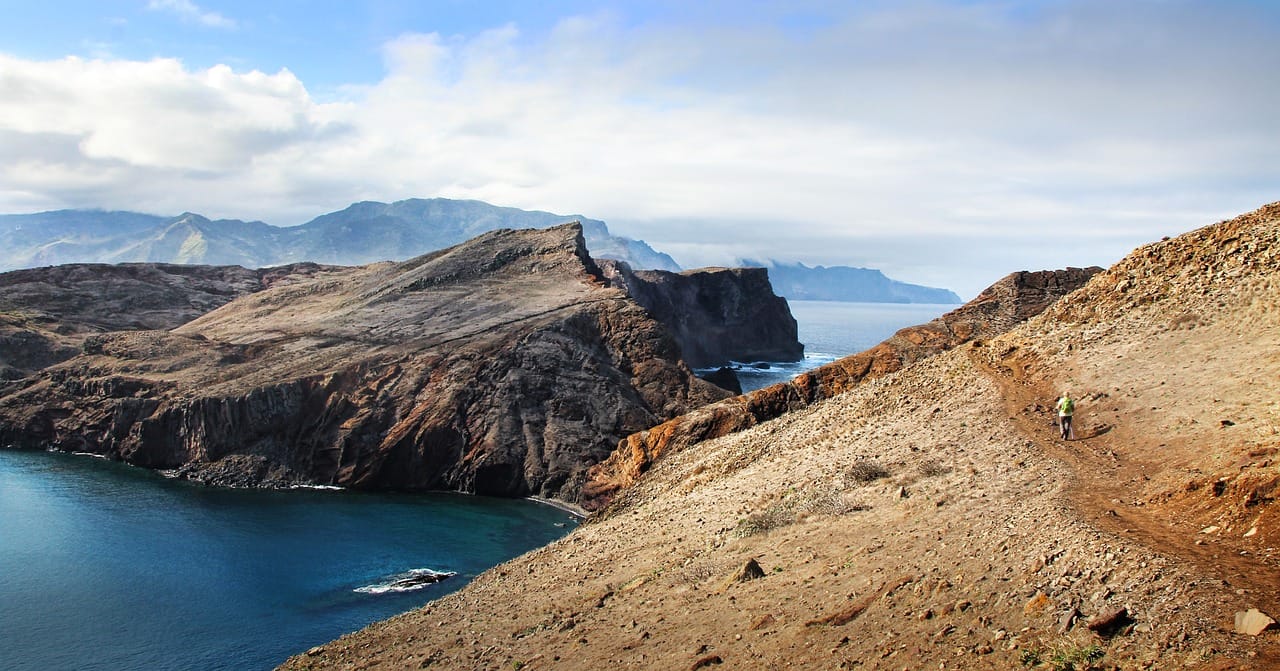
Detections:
[1021, 643, 1105, 671]
[797, 489, 869, 516]
[917, 458, 950, 478]
[848, 458, 890, 484]
[733, 505, 794, 537]
[734, 486, 869, 537]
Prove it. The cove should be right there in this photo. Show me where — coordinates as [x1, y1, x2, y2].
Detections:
[0, 449, 576, 671]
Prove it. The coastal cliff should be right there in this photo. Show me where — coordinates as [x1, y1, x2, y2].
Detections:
[0, 224, 745, 501]
[580, 266, 1100, 511]
[599, 260, 803, 367]
[281, 203, 1280, 671]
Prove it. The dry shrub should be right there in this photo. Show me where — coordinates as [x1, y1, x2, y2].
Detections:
[848, 458, 890, 484]
[917, 459, 951, 478]
[798, 489, 869, 516]
[1168, 312, 1204, 330]
[734, 506, 794, 538]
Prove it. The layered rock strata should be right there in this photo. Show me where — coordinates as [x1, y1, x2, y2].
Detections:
[0, 224, 740, 501]
[580, 266, 1101, 511]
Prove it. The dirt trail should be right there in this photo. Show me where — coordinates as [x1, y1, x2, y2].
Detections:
[973, 343, 1280, 634]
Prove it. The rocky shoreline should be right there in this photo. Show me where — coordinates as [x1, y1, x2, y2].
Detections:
[0, 223, 801, 504]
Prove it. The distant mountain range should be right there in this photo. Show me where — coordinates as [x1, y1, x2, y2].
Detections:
[0, 199, 680, 273]
[0, 198, 962, 303]
[744, 260, 961, 304]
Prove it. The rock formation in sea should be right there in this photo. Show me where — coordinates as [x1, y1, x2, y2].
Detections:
[580, 266, 1101, 511]
[0, 223, 799, 503]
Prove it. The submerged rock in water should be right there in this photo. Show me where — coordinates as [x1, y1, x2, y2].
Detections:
[354, 568, 457, 595]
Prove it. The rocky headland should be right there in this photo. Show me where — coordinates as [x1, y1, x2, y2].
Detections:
[599, 260, 804, 368]
[0, 223, 799, 502]
[281, 203, 1280, 670]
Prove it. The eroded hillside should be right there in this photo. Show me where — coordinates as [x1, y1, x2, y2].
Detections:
[281, 203, 1280, 671]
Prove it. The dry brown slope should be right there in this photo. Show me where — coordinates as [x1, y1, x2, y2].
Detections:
[280, 203, 1280, 671]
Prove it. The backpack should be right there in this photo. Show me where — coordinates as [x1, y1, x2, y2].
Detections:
[1060, 397, 1074, 414]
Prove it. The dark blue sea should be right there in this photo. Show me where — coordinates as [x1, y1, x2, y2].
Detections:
[725, 300, 957, 392]
[0, 300, 954, 671]
[0, 450, 577, 671]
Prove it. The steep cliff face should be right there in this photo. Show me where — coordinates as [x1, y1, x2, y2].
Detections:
[580, 266, 1101, 511]
[600, 261, 803, 367]
[0, 224, 730, 502]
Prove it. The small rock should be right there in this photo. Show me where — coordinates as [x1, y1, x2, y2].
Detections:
[1024, 592, 1050, 616]
[1057, 606, 1079, 634]
[1087, 607, 1133, 636]
[748, 614, 776, 631]
[690, 654, 723, 670]
[896, 486, 909, 499]
[306, 646, 325, 657]
[1200, 526, 1220, 534]
[717, 558, 766, 593]
[1235, 609, 1277, 636]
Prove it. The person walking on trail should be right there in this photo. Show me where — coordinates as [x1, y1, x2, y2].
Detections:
[1056, 392, 1075, 440]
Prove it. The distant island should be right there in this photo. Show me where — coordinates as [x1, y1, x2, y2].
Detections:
[742, 260, 962, 303]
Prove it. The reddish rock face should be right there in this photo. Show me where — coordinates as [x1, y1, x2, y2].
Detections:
[0, 224, 739, 502]
[580, 266, 1102, 512]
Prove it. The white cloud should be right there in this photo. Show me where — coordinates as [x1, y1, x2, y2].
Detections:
[147, 0, 236, 29]
[1, 2, 1277, 297]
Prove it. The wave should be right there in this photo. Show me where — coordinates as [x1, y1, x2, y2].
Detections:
[288, 483, 344, 491]
[697, 353, 841, 393]
[354, 568, 457, 595]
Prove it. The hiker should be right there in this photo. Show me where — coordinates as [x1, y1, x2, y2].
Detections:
[1056, 392, 1075, 440]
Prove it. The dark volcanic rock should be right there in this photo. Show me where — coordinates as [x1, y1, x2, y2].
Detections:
[0, 224, 730, 502]
[580, 266, 1103, 512]
[600, 261, 803, 368]
[699, 367, 743, 395]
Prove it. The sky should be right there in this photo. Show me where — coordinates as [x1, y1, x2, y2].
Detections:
[0, 1, 1277, 298]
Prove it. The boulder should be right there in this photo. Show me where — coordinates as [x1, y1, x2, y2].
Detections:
[1235, 608, 1276, 636]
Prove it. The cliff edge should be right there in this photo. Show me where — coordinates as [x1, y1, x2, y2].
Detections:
[0, 224, 731, 502]
[280, 203, 1280, 671]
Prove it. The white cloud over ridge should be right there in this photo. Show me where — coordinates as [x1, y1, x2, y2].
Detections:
[1, 2, 1277, 297]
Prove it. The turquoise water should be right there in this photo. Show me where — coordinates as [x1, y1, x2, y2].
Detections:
[0, 450, 576, 671]
[729, 300, 958, 392]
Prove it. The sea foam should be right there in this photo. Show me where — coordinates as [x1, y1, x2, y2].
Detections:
[354, 568, 457, 595]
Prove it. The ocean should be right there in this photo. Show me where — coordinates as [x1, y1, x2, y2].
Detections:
[0, 300, 955, 671]
[0, 450, 577, 671]
[727, 300, 957, 392]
